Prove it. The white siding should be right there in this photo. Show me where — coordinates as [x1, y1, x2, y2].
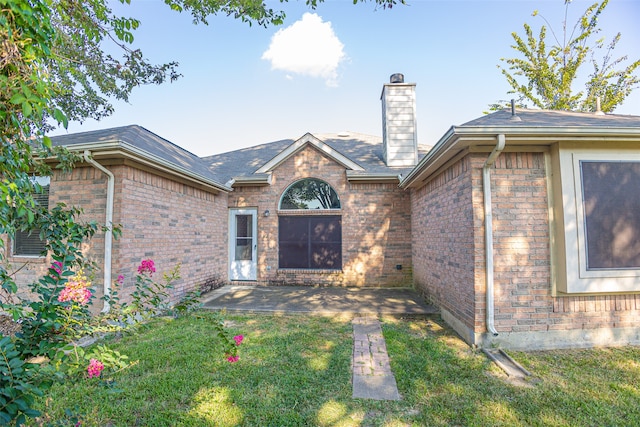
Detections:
[381, 83, 418, 167]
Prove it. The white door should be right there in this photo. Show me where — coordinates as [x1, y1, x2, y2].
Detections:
[229, 209, 257, 281]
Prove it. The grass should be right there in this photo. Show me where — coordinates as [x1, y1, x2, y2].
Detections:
[32, 312, 640, 426]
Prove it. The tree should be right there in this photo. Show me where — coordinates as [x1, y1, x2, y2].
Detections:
[41, 0, 407, 127]
[497, 0, 640, 113]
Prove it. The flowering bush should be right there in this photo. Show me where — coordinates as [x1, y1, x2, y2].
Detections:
[137, 259, 156, 276]
[129, 260, 178, 319]
[1, 251, 238, 424]
[51, 261, 63, 275]
[87, 359, 104, 378]
[223, 334, 245, 363]
[58, 270, 92, 305]
[234, 335, 244, 346]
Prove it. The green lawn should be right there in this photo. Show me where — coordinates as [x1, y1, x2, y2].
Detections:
[33, 312, 640, 426]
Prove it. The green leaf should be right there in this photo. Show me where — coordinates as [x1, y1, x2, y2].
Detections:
[9, 93, 26, 104]
[22, 102, 33, 117]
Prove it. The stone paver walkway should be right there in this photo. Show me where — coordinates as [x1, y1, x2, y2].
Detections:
[352, 317, 401, 400]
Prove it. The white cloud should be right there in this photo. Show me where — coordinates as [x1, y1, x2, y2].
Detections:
[262, 13, 346, 87]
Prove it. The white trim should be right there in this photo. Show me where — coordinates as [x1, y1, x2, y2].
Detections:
[345, 171, 401, 183]
[400, 126, 640, 189]
[278, 178, 341, 210]
[256, 133, 364, 174]
[228, 208, 258, 281]
[557, 146, 640, 293]
[52, 141, 231, 193]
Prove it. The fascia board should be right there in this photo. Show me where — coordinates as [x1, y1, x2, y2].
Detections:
[400, 125, 640, 189]
[345, 171, 400, 183]
[59, 140, 232, 193]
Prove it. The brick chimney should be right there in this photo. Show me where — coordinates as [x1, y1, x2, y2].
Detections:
[381, 73, 418, 167]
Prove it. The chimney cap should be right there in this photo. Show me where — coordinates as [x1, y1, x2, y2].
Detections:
[390, 73, 404, 84]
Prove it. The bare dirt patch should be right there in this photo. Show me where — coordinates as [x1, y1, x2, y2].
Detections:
[0, 314, 21, 336]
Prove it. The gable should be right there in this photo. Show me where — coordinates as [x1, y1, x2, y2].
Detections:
[256, 133, 365, 174]
[270, 143, 351, 179]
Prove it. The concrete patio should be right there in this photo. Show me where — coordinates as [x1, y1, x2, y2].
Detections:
[201, 285, 438, 317]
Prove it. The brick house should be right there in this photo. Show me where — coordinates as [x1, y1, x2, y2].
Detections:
[6, 75, 640, 350]
[402, 108, 640, 350]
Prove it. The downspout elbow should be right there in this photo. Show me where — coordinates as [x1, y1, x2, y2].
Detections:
[483, 134, 505, 337]
[83, 150, 115, 313]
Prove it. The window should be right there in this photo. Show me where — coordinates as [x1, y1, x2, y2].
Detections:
[278, 179, 342, 270]
[580, 161, 640, 270]
[12, 176, 50, 257]
[279, 216, 342, 269]
[234, 214, 253, 261]
[553, 147, 640, 293]
[280, 178, 340, 210]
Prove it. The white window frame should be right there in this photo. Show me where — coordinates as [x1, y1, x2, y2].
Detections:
[555, 146, 640, 293]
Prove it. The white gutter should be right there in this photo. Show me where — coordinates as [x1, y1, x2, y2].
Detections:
[483, 134, 505, 336]
[62, 140, 232, 193]
[83, 150, 114, 313]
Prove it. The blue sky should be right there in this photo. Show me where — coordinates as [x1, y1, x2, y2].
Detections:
[52, 0, 640, 156]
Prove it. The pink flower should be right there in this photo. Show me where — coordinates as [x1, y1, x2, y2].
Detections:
[50, 261, 63, 275]
[233, 335, 244, 346]
[58, 271, 92, 305]
[116, 274, 124, 284]
[137, 259, 156, 276]
[58, 287, 92, 305]
[87, 359, 104, 378]
[226, 355, 239, 363]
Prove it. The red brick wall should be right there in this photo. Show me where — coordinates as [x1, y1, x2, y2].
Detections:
[6, 164, 228, 308]
[229, 145, 413, 287]
[489, 152, 640, 335]
[411, 156, 478, 330]
[5, 167, 107, 302]
[111, 165, 227, 303]
[413, 150, 640, 347]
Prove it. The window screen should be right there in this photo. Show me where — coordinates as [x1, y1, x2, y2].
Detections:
[581, 161, 640, 269]
[279, 216, 342, 269]
[13, 177, 50, 257]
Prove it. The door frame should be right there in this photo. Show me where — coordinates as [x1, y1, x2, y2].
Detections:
[228, 208, 258, 281]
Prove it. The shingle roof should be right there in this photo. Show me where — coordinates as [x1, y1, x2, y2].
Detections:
[401, 108, 640, 190]
[202, 131, 431, 184]
[202, 138, 294, 184]
[462, 108, 640, 128]
[50, 125, 224, 187]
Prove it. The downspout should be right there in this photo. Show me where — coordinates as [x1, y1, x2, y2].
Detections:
[482, 134, 505, 336]
[83, 150, 114, 313]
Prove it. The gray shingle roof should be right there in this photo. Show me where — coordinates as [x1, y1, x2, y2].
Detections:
[50, 125, 223, 186]
[202, 138, 294, 184]
[202, 131, 430, 184]
[462, 108, 640, 128]
[400, 108, 640, 190]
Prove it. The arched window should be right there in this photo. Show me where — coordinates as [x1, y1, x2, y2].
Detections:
[279, 178, 340, 210]
[278, 178, 342, 270]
